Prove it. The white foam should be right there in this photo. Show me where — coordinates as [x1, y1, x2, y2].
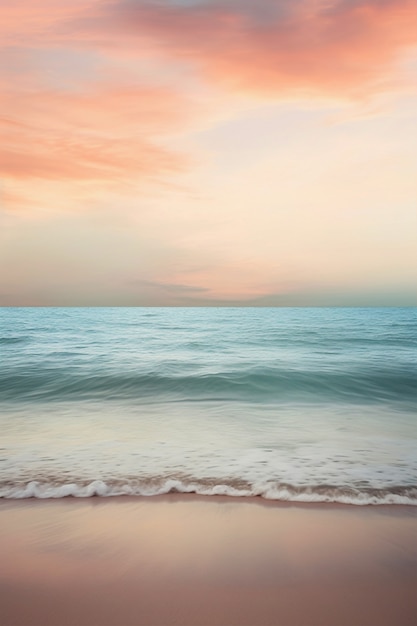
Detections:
[1, 479, 416, 506]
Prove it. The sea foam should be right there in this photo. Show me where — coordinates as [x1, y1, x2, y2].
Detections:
[1, 478, 416, 506]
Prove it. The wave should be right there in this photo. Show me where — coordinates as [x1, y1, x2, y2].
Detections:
[0, 336, 29, 345]
[1, 365, 416, 406]
[1, 478, 416, 505]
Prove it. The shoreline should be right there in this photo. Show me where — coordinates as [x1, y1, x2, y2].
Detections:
[2, 490, 417, 508]
[1, 495, 416, 626]
[2, 479, 416, 506]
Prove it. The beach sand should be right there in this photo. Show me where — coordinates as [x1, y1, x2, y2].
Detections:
[0, 495, 416, 626]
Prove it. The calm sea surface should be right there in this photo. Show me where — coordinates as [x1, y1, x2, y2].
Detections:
[1, 307, 416, 504]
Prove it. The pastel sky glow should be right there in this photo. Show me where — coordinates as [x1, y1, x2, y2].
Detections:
[1, 0, 416, 305]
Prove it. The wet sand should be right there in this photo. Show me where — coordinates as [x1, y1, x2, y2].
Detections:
[0, 496, 416, 626]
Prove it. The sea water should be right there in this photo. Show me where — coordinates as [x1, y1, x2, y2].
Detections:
[1, 307, 416, 504]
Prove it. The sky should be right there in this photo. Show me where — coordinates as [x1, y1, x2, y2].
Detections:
[1, 0, 416, 306]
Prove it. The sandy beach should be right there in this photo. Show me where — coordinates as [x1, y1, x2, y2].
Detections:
[0, 495, 416, 626]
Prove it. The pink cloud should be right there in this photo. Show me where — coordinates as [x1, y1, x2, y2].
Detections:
[0, 0, 94, 45]
[2, 0, 416, 213]
[4, 1, 416, 98]
[0, 2, 192, 200]
[0, 83, 188, 183]
[94, 0, 416, 97]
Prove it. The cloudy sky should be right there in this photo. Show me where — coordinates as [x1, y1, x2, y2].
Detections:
[1, 0, 416, 305]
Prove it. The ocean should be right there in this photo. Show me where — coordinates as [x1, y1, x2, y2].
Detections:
[1, 307, 416, 504]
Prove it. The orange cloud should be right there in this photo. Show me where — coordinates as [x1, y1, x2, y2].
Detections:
[2, 0, 416, 215]
[4, 1, 416, 98]
[0, 0, 94, 44]
[0, 84, 187, 182]
[0, 77, 193, 216]
[0, 2, 193, 208]
[89, 0, 417, 97]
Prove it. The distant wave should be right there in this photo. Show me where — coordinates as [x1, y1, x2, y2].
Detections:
[1, 365, 416, 406]
[0, 336, 29, 345]
[1, 477, 416, 505]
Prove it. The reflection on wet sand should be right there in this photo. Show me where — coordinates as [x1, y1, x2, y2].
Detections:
[0, 496, 416, 626]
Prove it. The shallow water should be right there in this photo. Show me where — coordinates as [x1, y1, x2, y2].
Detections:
[1, 307, 416, 504]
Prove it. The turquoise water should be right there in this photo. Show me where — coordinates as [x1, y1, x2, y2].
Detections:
[1, 307, 416, 503]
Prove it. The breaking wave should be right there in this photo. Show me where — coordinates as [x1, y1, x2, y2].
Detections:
[1, 477, 416, 506]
